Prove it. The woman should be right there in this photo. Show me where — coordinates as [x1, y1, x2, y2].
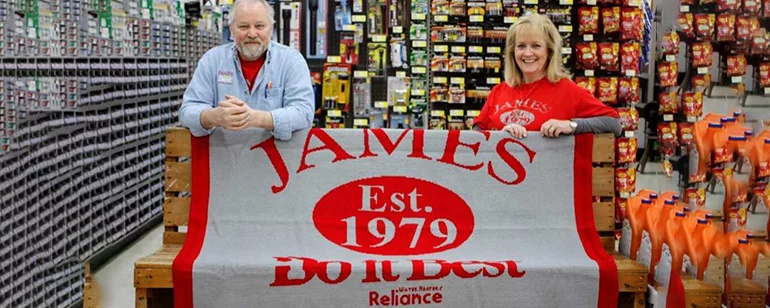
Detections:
[473, 14, 622, 139]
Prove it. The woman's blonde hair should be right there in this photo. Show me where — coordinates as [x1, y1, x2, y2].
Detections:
[504, 14, 572, 87]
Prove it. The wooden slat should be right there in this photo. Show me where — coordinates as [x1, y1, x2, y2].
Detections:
[593, 202, 614, 232]
[164, 197, 190, 227]
[592, 167, 615, 197]
[136, 288, 149, 308]
[135, 268, 174, 288]
[600, 236, 615, 252]
[612, 253, 648, 292]
[592, 134, 615, 163]
[165, 162, 191, 192]
[166, 127, 192, 158]
[682, 276, 722, 308]
[135, 245, 180, 269]
[164, 231, 187, 245]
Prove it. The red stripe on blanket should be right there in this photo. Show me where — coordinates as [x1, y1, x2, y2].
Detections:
[574, 134, 619, 308]
[172, 136, 211, 308]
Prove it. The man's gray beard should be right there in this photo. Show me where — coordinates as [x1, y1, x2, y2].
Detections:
[237, 42, 267, 60]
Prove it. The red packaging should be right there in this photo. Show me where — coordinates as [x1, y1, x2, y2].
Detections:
[694, 14, 716, 40]
[727, 54, 747, 76]
[658, 62, 678, 87]
[621, 8, 643, 41]
[615, 168, 636, 195]
[618, 77, 640, 103]
[736, 17, 754, 41]
[679, 123, 695, 146]
[657, 122, 679, 156]
[576, 77, 597, 95]
[681, 0, 695, 3]
[744, 0, 761, 15]
[597, 77, 619, 105]
[678, 13, 695, 39]
[716, 14, 735, 41]
[616, 138, 638, 164]
[576, 42, 599, 70]
[760, 161, 770, 178]
[658, 92, 679, 114]
[701, 0, 716, 3]
[599, 42, 620, 71]
[759, 63, 770, 87]
[691, 73, 712, 93]
[621, 42, 640, 76]
[751, 30, 769, 55]
[579, 7, 600, 35]
[717, 0, 739, 12]
[683, 92, 704, 118]
[617, 107, 639, 132]
[602, 7, 621, 34]
[765, 0, 770, 17]
[599, 0, 618, 4]
[661, 31, 680, 55]
[691, 42, 713, 67]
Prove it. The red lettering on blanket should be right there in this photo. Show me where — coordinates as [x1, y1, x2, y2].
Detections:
[270, 257, 526, 287]
[252, 129, 537, 194]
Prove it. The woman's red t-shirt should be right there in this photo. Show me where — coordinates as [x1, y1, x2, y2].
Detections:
[473, 77, 619, 131]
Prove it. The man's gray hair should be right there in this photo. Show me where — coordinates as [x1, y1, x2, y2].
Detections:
[228, 0, 275, 25]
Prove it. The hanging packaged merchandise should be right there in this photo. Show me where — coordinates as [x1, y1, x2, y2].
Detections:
[334, 0, 352, 31]
[691, 74, 712, 93]
[727, 54, 747, 76]
[410, 49, 428, 68]
[617, 107, 639, 132]
[597, 77, 619, 105]
[322, 63, 352, 112]
[751, 29, 769, 55]
[621, 42, 640, 76]
[449, 0, 465, 16]
[576, 42, 599, 70]
[484, 56, 502, 74]
[387, 76, 410, 114]
[618, 77, 640, 104]
[465, 110, 480, 130]
[701, 0, 715, 4]
[467, 26, 484, 44]
[616, 138, 638, 164]
[367, 0, 385, 34]
[765, 0, 770, 17]
[390, 38, 408, 68]
[759, 63, 770, 87]
[576, 77, 597, 96]
[678, 123, 694, 146]
[691, 42, 713, 67]
[432, 25, 467, 42]
[661, 31, 680, 55]
[579, 7, 600, 35]
[340, 34, 359, 65]
[683, 92, 704, 119]
[615, 168, 636, 196]
[430, 86, 448, 103]
[735, 16, 754, 41]
[602, 7, 621, 34]
[658, 92, 679, 114]
[465, 86, 490, 105]
[467, 56, 484, 73]
[306, 0, 327, 59]
[431, 55, 449, 72]
[352, 79, 371, 117]
[449, 55, 466, 73]
[694, 14, 715, 40]
[620, 8, 643, 41]
[278, 2, 302, 51]
[681, 0, 695, 3]
[678, 13, 695, 39]
[449, 84, 465, 104]
[657, 122, 679, 157]
[429, 110, 447, 129]
[390, 0, 406, 27]
[367, 42, 387, 75]
[716, 14, 735, 41]
[743, 0, 760, 14]
[717, 0, 739, 12]
[467, 2, 485, 17]
[658, 61, 678, 87]
[599, 42, 620, 71]
[410, 23, 428, 40]
[447, 109, 465, 130]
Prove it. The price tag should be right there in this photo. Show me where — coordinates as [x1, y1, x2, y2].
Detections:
[524, 0, 538, 4]
[470, 15, 484, 22]
[393, 105, 408, 113]
[327, 56, 341, 63]
[412, 67, 427, 74]
[411, 13, 426, 20]
[450, 77, 465, 84]
[327, 110, 342, 117]
[434, 15, 448, 22]
[625, 70, 636, 77]
[431, 110, 445, 117]
[628, 0, 640, 6]
[504, 16, 517, 24]
[664, 114, 674, 121]
[413, 89, 426, 96]
[562, 47, 572, 54]
[371, 34, 387, 42]
[666, 55, 676, 62]
[354, 70, 368, 78]
[560, 0, 573, 4]
[342, 24, 357, 31]
[587, 0, 596, 4]
[620, 192, 630, 198]
[680, 5, 689, 12]
[393, 26, 403, 33]
[467, 110, 481, 117]
[434, 45, 448, 52]
[584, 70, 595, 77]
[396, 71, 407, 78]
[352, 15, 366, 22]
[374, 101, 388, 108]
[732, 76, 743, 83]
[433, 77, 448, 84]
[487, 77, 501, 84]
[450, 109, 464, 116]
[354, 118, 369, 126]
[558, 25, 573, 33]
[624, 131, 635, 138]
[583, 34, 594, 41]
[451, 46, 466, 53]
[487, 46, 501, 53]
[469, 46, 483, 53]
[697, 67, 708, 74]
[687, 116, 697, 122]
[765, 88, 770, 95]
[412, 40, 427, 48]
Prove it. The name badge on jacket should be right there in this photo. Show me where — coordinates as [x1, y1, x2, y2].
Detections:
[217, 71, 234, 84]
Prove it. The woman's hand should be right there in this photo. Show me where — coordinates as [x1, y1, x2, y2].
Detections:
[503, 123, 527, 139]
[540, 119, 575, 138]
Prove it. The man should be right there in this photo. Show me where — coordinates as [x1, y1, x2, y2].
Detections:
[179, 0, 314, 140]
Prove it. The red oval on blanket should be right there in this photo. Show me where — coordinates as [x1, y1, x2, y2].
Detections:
[313, 176, 474, 256]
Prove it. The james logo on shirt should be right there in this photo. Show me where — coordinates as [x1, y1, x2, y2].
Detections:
[495, 99, 551, 126]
